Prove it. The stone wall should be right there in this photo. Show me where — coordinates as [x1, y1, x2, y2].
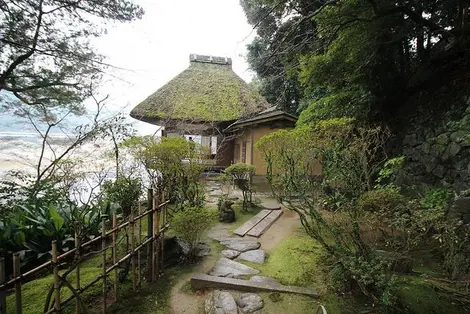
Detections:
[401, 102, 470, 192]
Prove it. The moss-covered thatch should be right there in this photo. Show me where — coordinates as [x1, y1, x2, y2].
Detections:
[130, 57, 269, 128]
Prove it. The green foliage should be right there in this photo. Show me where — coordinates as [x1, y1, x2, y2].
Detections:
[420, 188, 451, 210]
[375, 157, 405, 188]
[171, 207, 215, 259]
[0, 0, 143, 111]
[102, 177, 142, 216]
[122, 136, 208, 209]
[357, 188, 407, 213]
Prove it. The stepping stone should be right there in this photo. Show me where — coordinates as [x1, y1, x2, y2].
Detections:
[233, 210, 271, 237]
[250, 276, 280, 286]
[236, 293, 264, 313]
[209, 258, 260, 278]
[205, 290, 238, 314]
[238, 250, 265, 264]
[260, 200, 282, 210]
[221, 249, 241, 259]
[247, 210, 283, 237]
[209, 189, 224, 197]
[220, 238, 261, 252]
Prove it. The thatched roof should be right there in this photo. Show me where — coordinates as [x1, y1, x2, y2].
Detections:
[130, 54, 270, 132]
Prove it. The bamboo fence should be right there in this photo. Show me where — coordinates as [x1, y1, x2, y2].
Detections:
[0, 189, 168, 314]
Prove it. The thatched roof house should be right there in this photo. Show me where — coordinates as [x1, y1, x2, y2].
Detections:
[130, 54, 270, 134]
[129, 54, 305, 174]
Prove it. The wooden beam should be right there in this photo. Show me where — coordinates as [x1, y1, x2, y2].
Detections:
[191, 273, 319, 298]
[233, 210, 271, 236]
[246, 210, 283, 237]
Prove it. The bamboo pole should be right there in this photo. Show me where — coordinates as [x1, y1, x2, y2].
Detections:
[51, 242, 60, 313]
[138, 201, 142, 287]
[146, 189, 153, 282]
[160, 194, 167, 274]
[13, 253, 22, 314]
[130, 211, 136, 291]
[0, 257, 6, 314]
[101, 217, 107, 314]
[74, 232, 81, 314]
[153, 196, 160, 282]
[112, 214, 118, 301]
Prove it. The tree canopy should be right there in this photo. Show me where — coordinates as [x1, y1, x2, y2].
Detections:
[0, 0, 144, 112]
[242, 0, 470, 123]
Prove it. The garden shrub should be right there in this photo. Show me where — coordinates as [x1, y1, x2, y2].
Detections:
[357, 188, 407, 213]
[171, 207, 215, 260]
[102, 177, 142, 216]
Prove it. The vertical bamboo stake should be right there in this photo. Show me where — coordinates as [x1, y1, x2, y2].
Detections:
[153, 196, 160, 281]
[130, 211, 136, 291]
[101, 217, 107, 314]
[160, 194, 166, 273]
[138, 201, 142, 286]
[51, 242, 60, 313]
[74, 232, 81, 314]
[112, 214, 118, 301]
[13, 253, 22, 314]
[146, 189, 153, 282]
[0, 257, 6, 314]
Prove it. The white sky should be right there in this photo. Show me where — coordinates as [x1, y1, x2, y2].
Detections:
[94, 0, 256, 135]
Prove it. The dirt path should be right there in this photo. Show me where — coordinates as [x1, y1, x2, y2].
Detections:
[169, 206, 301, 314]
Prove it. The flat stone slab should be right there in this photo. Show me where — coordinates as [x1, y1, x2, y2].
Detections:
[260, 200, 282, 210]
[247, 210, 283, 237]
[192, 273, 319, 298]
[221, 249, 241, 259]
[250, 276, 280, 286]
[238, 249, 265, 264]
[209, 189, 224, 197]
[205, 290, 238, 314]
[220, 238, 261, 252]
[209, 258, 260, 278]
[233, 210, 271, 237]
[237, 293, 264, 313]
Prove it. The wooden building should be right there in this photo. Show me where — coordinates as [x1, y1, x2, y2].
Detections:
[130, 54, 298, 175]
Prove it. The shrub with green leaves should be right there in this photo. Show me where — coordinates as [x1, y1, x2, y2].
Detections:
[171, 207, 215, 260]
[102, 177, 141, 216]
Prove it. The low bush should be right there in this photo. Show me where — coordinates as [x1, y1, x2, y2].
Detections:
[102, 177, 141, 216]
[171, 207, 215, 260]
[225, 163, 255, 211]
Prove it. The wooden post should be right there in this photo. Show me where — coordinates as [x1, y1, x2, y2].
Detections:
[112, 214, 118, 301]
[0, 257, 6, 314]
[101, 217, 107, 314]
[160, 194, 166, 273]
[138, 201, 142, 287]
[153, 196, 160, 282]
[51, 242, 61, 313]
[74, 232, 81, 314]
[130, 211, 136, 291]
[13, 253, 22, 314]
[146, 189, 153, 282]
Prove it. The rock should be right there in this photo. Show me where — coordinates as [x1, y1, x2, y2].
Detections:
[260, 200, 282, 210]
[435, 134, 449, 146]
[448, 142, 461, 156]
[219, 200, 236, 223]
[432, 165, 445, 178]
[209, 258, 260, 278]
[236, 293, 264, 313]
[238, 250, 266, 264]
[221, 249, 241, 259]
[403, 134, 419, 146]
[453, 197, 470, 214]
[205, 290, 238, 314]
[209, 189, 224, 197]
[220, 239, 261, 252]
[196, 242, 211, 257]
[450, 130, 467, 142]
[250, 276, 280, 286]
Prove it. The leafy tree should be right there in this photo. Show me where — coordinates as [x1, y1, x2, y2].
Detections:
[0, 0, 143, 111]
